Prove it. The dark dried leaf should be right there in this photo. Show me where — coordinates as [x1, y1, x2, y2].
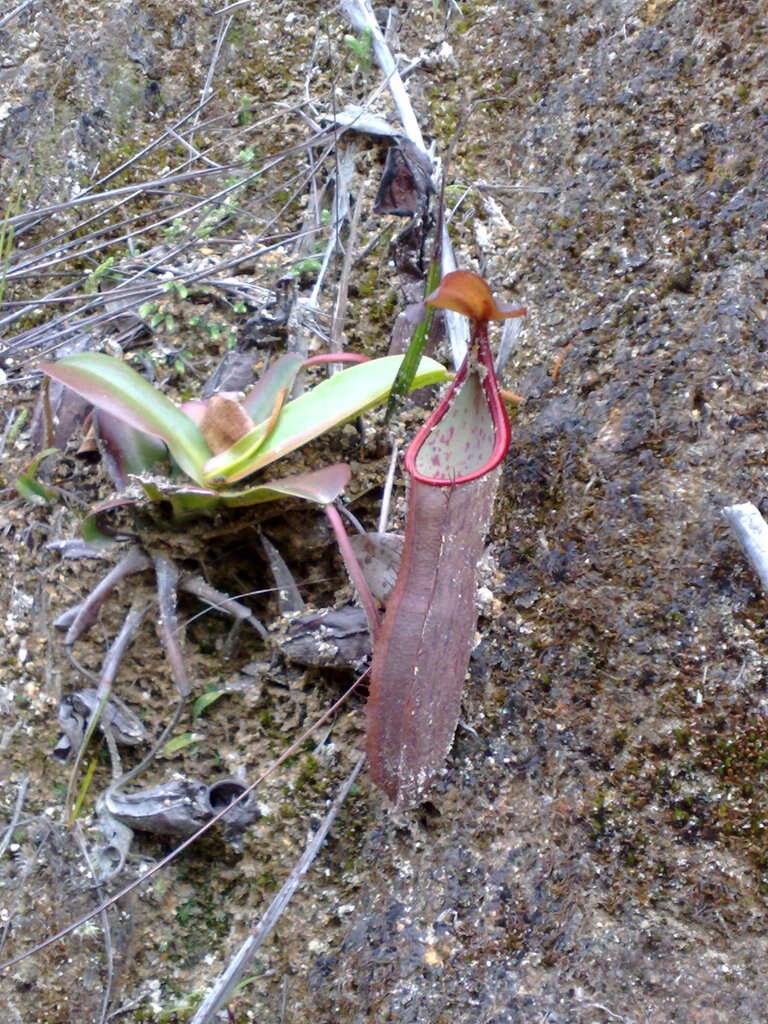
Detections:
[374, 139, 433, 217]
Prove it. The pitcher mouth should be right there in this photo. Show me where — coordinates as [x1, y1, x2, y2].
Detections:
[404, 319, 511, 486]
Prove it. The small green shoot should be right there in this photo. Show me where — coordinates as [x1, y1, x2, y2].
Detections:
[162, 280, 189, 300]
[192, 688, 228, 719]
[237, 95, 254, 126]
[15, 448, 59, 506]
[162, 732, 205, 756]
[294, 256, 322, 279]
[6, 407, 29, 447]
[68, 756, 99, 825]
[84, 255, 118, 294]
[344, 27, 373, 71]
[385, 252, 444, 420]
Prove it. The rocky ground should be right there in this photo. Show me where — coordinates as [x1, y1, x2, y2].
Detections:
[1, 1, 767, 1022]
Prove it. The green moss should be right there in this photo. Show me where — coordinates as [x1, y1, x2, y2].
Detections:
[294, 753, 322, 790]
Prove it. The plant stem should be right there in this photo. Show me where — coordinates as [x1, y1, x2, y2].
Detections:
[324, 501, 381, 640]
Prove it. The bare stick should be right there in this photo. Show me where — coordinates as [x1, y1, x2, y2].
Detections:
[0, 1, 35, 29]
[64, 548, 150, 647]
[197, 15, 234, 126]
[189, 754, 366, 1024]
[325, 502, 381, 639]
[340, 0, 425, 151]
[65, 599, 149, 822]
[329, 187, 364, 354]
[723, 502, 768, 595]
[309, 143, 356, 307]
[474, 180, 554, 195]
[6, 166, 235, 230]
[179, 574, 270, 639]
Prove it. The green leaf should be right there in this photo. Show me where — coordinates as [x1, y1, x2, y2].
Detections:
[139, 479, 222, 519]
[204, 355, 448, 484]
[162, 732, 204, 756]
[41, 353, 212, 484]
[295, 257, 321, 277]
[15, 448, 59, 506]
[80, 494, 142, 545]
[192, 689, 227, 719]
[385, 248, 444, 420]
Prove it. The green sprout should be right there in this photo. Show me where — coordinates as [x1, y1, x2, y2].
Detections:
[343, 27, 373, 72]
[0, 186, 21, 306]
[84, 255, 119, 294]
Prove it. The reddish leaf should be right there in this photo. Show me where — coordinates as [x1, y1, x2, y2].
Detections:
[41, 353, 211, 483]
[94, 410, 166, 488]
[241, 353, 304, 422]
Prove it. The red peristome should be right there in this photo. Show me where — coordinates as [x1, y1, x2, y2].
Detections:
[302, 352, 371, 368]
[404, 328, 510, 486]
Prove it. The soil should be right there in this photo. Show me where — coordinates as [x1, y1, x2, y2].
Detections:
[1, 1, 767, 1022]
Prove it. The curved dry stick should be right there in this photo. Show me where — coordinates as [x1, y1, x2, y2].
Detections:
[64, 547, 151, 647]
